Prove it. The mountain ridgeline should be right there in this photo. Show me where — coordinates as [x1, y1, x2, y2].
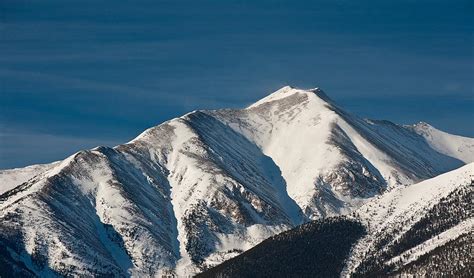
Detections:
[1, 86, 473, 277]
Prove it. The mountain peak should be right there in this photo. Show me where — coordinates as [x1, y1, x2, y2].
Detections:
[247, 85, 331, 109]
[413, 121, 433, 130]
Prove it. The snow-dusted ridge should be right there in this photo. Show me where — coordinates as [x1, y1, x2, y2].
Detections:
[198, 163, 473, 277]
[0, 161, 60, 195]
[0, 86, 473, 277]
[343, 162, 473, 276]
[410, 121, 474, 164]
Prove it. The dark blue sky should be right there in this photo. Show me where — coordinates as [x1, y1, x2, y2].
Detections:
[1, 0, 473, 169]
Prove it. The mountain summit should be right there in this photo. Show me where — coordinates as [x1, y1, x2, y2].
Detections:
[1, 86, 473, 276]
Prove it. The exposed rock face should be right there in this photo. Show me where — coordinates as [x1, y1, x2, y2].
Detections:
[1, 86, 472, 276]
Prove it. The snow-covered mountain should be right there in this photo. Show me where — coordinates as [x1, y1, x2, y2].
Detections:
[200, 163, 473, 277]
[1, 86, 473, 277]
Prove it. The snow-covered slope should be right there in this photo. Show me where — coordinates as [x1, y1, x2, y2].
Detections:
[344, 162, 473, 277]
[210, 87, 468, 217]
[200, 163, 473, 277]
[411, 122, 474, 164]
[0, 86, 472, 277]
[0, 162, 59, 195]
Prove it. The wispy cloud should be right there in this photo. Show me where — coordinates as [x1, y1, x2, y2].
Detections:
[0, 131, 122, 169]
[0, 69, 187, 100]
